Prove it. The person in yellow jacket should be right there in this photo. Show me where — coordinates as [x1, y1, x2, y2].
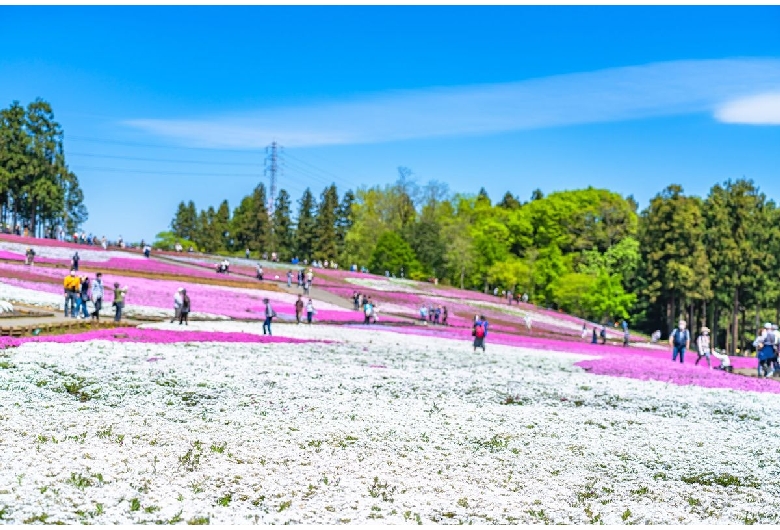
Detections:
[63, 270, 81, 318]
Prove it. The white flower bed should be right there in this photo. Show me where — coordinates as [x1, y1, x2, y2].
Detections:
[0, 241, 143, 262]
[0, 322, 778, 524]
[345, 277, 425, 294]
[0, 283, 227, 322]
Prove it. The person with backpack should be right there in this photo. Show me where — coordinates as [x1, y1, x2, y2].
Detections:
[473, 316, 487, 353]
[78, 275, 91, 319]
[755, 323, 776, 378]
[669, 320, 690, 363]
[179, 289, 191, 326]
[262, 298, 276, 335]
[695, 327, 713, 368]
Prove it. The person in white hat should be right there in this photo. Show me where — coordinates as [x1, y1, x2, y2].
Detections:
[695, 327, 712, 368]
[171, 288, 183, 323]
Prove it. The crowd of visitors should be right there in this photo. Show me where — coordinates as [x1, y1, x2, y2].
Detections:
[62, 269, 126, 322]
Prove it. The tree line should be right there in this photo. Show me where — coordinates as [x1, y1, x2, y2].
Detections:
[0, 99, 88, 235]
[166, 166, 778, 353]
[162, 183, 355, 262]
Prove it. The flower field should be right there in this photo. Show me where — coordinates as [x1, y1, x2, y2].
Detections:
[2, 238, 780, 524]
[1, 321, 779, 524]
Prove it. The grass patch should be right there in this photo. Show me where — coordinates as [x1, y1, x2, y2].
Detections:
[681, 472, 758, 488]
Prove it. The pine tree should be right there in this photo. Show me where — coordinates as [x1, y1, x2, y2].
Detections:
[272, 189, 294, 261]
[251, 183, 271, 253]
[313, 184, 339, 261]
[336, 189, 355, 260]
[295, 188, 317, 261]
[230, 195, 255, 253]
[214, 200, 231, 251]
[497, 191, 521, 210]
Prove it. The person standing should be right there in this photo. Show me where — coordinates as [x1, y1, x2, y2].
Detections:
[363, 299, 373, 325]
[623, 327, 630, 347]
[695, 326, 712, 368]
[245, 248, 250, 260]
[78, 275, 91, 319]
[262, 298, 276, 335]
[113, 283, 127, 322]
[600, 325, 607, 345]
[179, 289, 190, 326]
[72, 252, 80, 272]
[442, 306, 449, 326]
[172, 288, 183, 323]
[287, 270, 293, 288]
[306, 269, 313, 292]
[755, 323, 776, 377]
[592, 327, 598, 344]
[91, 273, 104, 321]
[669, 320, 691, 364]
[63, 270, 80, 318]
[306, 298, 315, 324]
[256, 264, 264, 281]
[295, 295, 304, 324]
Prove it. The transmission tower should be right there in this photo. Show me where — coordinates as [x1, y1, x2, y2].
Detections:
[264, 142, 283, 215]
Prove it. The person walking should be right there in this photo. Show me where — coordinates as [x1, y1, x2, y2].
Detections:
[245, 248, 250, 260]
[442, 306, 449, 326]
[306, 298, 315, 324]
[262, 298, 276, 335]
[72, 252, 80, 272]
[592, 327, 598, 344]
[623, 327, 630, 347]
[91, 273, 104, 322]
[172, 288, 183, 323]
[600, 325, 607, 345]
[581, 323, 588, 339]
[473, 316, 487, 353]
[363, 299, 373, 325]
[113, 283, 127, 322]
[179, 289, 190, 326]
[295, 295, 304, 324]
[287, 270, 293, 288]
[669, 320, 690, 364]
[695, 326, 712, 368]
[25, 247, 35, 266]
[63, 270, 80, 318]
[256, 264, 264, 281]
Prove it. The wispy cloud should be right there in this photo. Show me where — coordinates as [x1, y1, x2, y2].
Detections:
[126, 58, 780, 148]
[715, 91, 780, 125]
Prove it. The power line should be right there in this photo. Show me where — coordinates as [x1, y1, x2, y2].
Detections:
[67, 135, 260, 153]
[67, 152, 260, 166]
[72, 165, 262, 178]
[284, 150, 362, 189]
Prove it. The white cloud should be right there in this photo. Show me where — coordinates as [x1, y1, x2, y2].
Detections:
[715, 91, 780, 125]
[125, 58, 780, 148]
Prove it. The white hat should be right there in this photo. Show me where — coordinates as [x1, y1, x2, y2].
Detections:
[765, 322, 772, 329]
[177, 288, 183, 292]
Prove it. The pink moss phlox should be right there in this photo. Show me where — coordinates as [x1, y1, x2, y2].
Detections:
[0, 327, 324, 349]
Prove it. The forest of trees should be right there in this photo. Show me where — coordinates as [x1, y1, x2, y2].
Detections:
[166, 167, 778, 353]
[0, 99, 88, 235]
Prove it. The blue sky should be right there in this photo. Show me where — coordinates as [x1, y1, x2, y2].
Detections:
[1, 6, 779, 242]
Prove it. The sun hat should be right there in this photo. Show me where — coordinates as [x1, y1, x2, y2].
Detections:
[765, 322, 772, 329]
[701, 326, 710, 333]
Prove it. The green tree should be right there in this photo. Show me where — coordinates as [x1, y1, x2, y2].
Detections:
[581, 270, 636, 322]
[551, 272, 597, 317]
[295, 188, 317, 260]
[368, 231, 421, 277]
[214, 200, 231, 251]
[230, 194, 255, 253]
[250, 183, 271, 252]
[271, 189, 294, 260]
[171, 200, 198, 240]
[336, 189, 355, 260]
[313, 184, 339, 261]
